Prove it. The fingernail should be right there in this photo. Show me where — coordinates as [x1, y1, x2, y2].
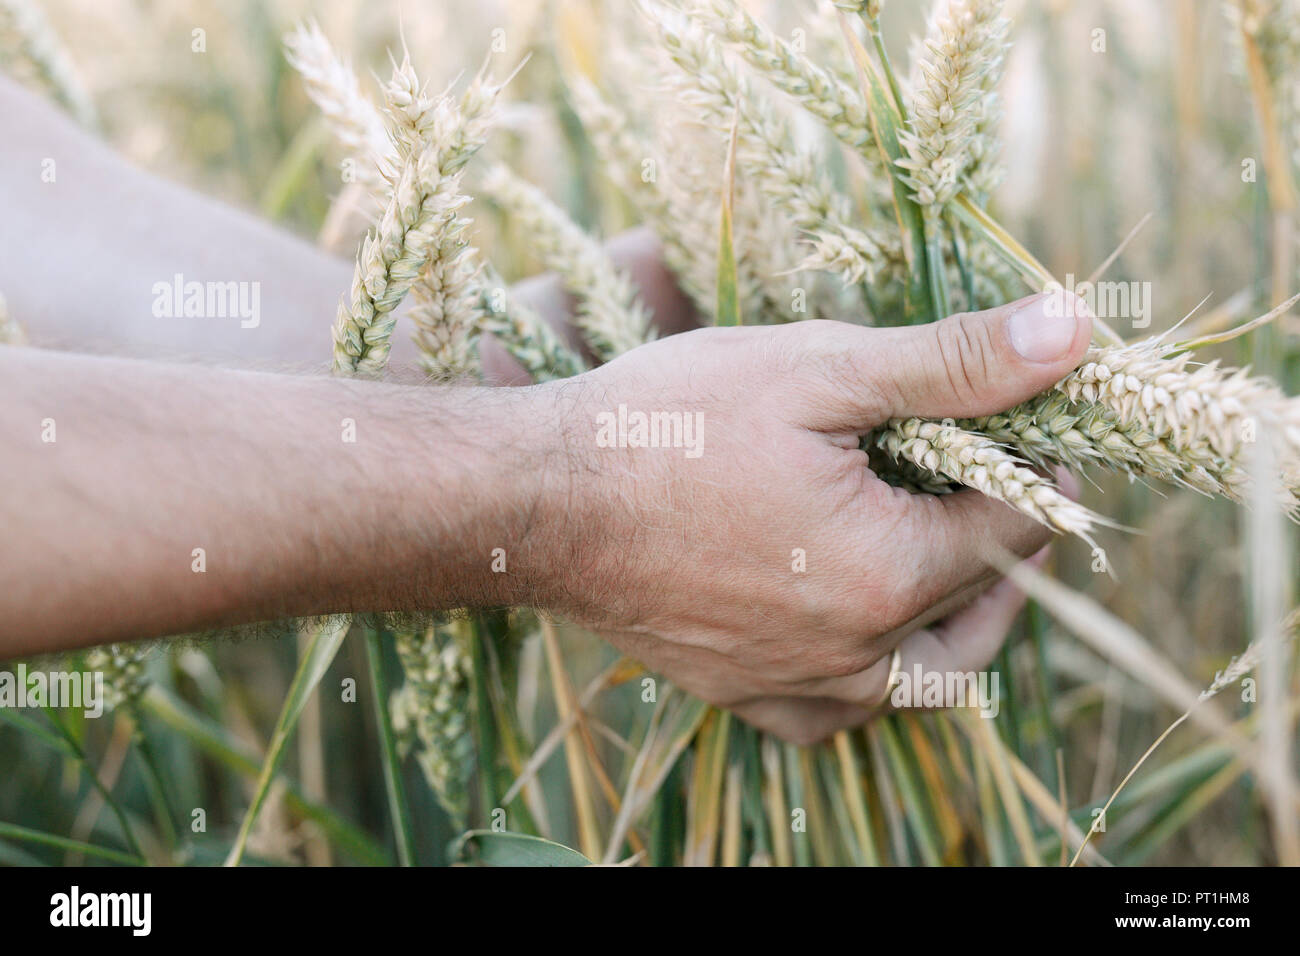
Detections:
[1006, 292, 1084, 363]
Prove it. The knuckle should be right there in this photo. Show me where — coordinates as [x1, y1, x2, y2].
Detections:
[788, 323, 898, 422]
[936, 312, 994, 406]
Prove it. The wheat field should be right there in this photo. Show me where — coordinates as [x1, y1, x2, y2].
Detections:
[1, 0, 1298, 869]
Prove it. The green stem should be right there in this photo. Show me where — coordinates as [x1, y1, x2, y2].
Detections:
[365, 630, 418, 867]
[125, 707, 179, 853]
[948, 211, 977, 308]
[468, 616, 500, 825]
[869, 17, 908, 125]
[139, 686, 388, 865]
[924, 216, 951, 322]
[44, 709, 146, 862]
[225, 617, 349, 866]
[0, 822, 144, 866]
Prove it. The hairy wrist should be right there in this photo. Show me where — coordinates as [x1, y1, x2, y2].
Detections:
[369, 378, 603, 615]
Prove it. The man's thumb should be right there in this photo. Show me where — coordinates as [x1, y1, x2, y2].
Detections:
[870, 291, 1093, 421]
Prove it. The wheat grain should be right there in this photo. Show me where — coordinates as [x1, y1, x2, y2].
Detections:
[1060, 343, 1300, 466]
[965, 390, 1249, 501]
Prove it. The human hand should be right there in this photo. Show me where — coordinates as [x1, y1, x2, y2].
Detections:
[534, 292, 1092, 743]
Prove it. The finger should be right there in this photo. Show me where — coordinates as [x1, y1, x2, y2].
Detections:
[881, 548, 1045, 711]
[925, 546, 1048, 675]
[798, 292, 1094, 431]
[870, 488, 1051, 628]
[924, 485, 1054, 576]
[785, 550, 1046, 709]
[729, 696, 874, 746]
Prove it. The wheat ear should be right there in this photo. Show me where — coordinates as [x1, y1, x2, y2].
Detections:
[896, 0, 1009, 216]
[689, 0, 876, 155]
[283, 21, 391, 187]
[390, 624, 474, 823]
[481, 163, 652, 361]
[332, 56, 493, 377]
[875, 419, 1104, 538]
[85, 643, 151, 714]
[651, 10, 890, 285]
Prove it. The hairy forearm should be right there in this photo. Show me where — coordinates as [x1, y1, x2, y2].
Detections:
[0, 76, 695, 381]
[0, 347, 585, 656]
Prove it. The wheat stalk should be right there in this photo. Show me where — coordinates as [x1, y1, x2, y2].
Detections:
[481, 163, 653, 361]
[651, 9, 891, 285]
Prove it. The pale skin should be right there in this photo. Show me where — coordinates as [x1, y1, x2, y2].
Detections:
[0, 77, 1093, 743]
